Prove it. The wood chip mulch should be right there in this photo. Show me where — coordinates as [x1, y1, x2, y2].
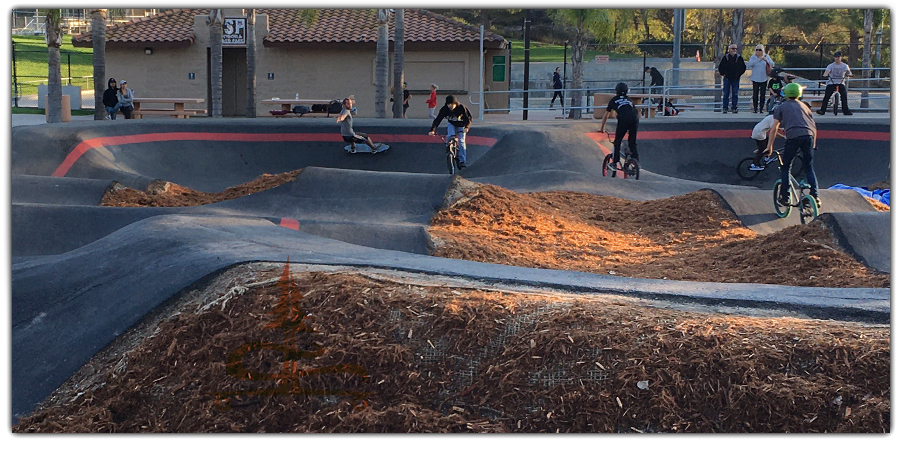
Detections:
[429, 184, 888, 288]
[13, 270, 889, 433]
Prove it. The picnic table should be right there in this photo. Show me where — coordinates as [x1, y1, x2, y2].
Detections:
[132, 98, 206, 119]
[262, 98, 335, 117]
[593, 93, 693, 119]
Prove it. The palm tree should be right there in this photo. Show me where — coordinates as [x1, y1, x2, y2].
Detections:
[91, 9, 107, 120]
[208, 9, 223, 118]
[392, 9, 405, 118]
[246, 9, 256, 117]
[552, 9, 612, 119]
[44, 9, 63, 123]
[375, 9, 390, 118]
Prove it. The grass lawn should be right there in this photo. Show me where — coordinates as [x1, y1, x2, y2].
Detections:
[12, 34, 93, 97]
[12, 107, 95, 116]
[509, 39, 640, 62]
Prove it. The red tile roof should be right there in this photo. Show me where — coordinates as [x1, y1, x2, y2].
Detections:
[72, 8, 506, 48]
[72, 9, 201, 48]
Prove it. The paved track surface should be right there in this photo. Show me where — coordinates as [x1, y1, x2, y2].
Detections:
[10, 117, 890, 421]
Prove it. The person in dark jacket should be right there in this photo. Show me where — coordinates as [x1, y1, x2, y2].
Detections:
[550, 67, 563, 108]
[644, 66, 665, 111]
[718, 44, 747, 113]
[102, 78, 120, 120]
[428, 95, 473, 168]
[599, 82, 640, 177]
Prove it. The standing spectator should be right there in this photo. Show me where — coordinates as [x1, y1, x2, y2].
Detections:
[644, 66, 665, 111]
[117, 80, 135, 119]
[817, 51, 854, 116]
[102, 78, 120, 120]
[402, 82, 411, 118]
[550, 67, 563, 108]
[426, 83, 438, 119]
[747, 44, 775, 113]
[718, 44, 746, 113]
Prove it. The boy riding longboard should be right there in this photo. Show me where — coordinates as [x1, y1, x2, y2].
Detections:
[336, 97, 388, 154]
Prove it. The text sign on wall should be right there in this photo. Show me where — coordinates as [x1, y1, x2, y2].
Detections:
[594, 55, 610, 64]
[223, 18, 247, 45]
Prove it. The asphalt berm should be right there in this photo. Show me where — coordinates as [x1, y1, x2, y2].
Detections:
[11, 117, 890, 431]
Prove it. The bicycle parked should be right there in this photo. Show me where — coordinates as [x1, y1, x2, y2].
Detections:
[773, 154, 819, 224]
[602, 131, 640, 179]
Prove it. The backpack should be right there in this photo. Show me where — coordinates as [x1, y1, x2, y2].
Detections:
[327, 99, 342, 114]
[292, 105, 310, 115]
[311, 103, 328, 112]
[663, 100, 680, 116]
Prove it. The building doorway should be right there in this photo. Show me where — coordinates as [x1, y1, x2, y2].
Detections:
[207, 47, 248, 116]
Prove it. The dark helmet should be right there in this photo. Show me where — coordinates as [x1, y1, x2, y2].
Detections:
[769, 67, 782, 78]
[614, 82, 628, 96]
[445, 95, 458, 105]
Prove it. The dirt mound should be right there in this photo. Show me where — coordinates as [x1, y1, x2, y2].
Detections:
[100, 169, 303, 207]
[13, 268, 889, 433]
[429, 184, 888, 288]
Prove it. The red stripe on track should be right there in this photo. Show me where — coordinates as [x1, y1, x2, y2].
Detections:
[279, 218, 300, 230]
[53, 132, 498, 177]
[583, 132, 612, 155]
[639, 129, 890, 141]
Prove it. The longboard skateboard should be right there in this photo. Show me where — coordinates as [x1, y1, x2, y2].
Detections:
[344, 144, 390, 154]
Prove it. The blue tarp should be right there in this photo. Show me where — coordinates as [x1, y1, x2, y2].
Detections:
[828, 184, 890, 206]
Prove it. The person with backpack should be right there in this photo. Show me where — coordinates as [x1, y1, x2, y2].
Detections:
[550, 67, 563, 108]
[767, 82, 820, 209]
[718, 44, 747, 113]
[428, 95, 473, 169]
[599, 82, 640, 177]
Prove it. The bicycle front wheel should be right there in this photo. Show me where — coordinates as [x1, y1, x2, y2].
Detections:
[799, 194, 819, 224]
[736, 157, 762, 181]
[773, 180, 793, 218]
[602, 154, 615, 177]
[624, 158, 640, 180]
[445, 141, 458, 174]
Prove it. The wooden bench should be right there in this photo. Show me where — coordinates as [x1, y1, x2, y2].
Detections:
[132, 98, 205, 119]
[593, 93, 692, 119]
[262, 98, 338, 117]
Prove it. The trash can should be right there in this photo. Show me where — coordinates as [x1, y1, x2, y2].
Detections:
[45, 94, 72, 122]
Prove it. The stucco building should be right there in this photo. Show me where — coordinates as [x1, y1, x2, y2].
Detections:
[72, 8, 510, 118]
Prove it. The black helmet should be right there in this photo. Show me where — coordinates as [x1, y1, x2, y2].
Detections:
[615, 82, 628, 96]
[445, 95, 458, 105]
[770, 67, 784, 78]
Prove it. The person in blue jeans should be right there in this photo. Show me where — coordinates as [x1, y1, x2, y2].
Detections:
[718, 44, 746, 113]
[767, 82, 820, 209]
[102, 78, 120, 119]
[428, 95, 472, 169]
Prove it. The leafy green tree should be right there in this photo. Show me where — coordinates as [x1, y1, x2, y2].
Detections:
[552, 9, 613, 119]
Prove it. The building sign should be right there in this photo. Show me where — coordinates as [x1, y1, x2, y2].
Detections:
[594, 55, 610, 64]
[223, 17, 247, 45]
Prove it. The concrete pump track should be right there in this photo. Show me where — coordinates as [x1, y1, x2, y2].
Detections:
[10, 117, 890, 423]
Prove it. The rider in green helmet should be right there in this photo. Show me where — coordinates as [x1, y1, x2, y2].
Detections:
[767, 82, 820, 208]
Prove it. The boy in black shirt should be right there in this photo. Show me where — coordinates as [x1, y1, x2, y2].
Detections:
[428, 95, 473, 168]
[599, 82, 639, 176]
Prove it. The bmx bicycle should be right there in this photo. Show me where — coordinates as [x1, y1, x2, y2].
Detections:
[818, 71, 850, 115]
[432, 133, 461, 174]
[773, 152, 820, 224]
[602, 131, 640, 179]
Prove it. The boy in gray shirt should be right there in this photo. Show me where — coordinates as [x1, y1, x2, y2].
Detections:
[336, 97, 383, 153]
[816, 51, 853, 115]
[767, 82, 819, 208]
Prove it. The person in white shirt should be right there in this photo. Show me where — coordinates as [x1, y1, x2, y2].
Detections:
[816, 51, 853, 115]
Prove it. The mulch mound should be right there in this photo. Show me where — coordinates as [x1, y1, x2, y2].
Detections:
[429, 184, 888, 288]
[13, 269, 889, 433]
[99, 169, 303, 207]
